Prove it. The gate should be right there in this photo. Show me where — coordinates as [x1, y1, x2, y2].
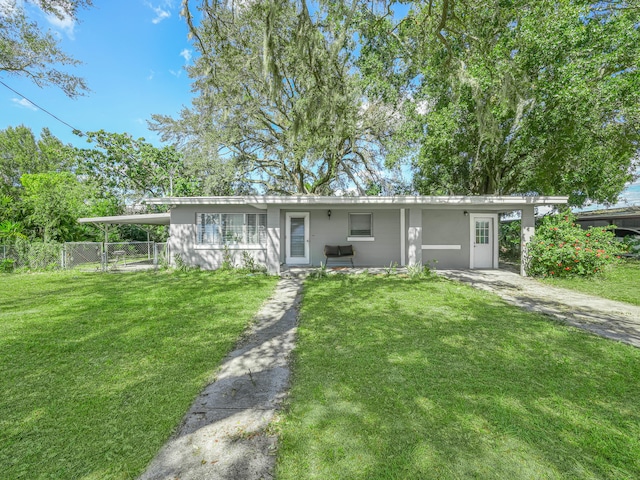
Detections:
[105, 241, 154, 270]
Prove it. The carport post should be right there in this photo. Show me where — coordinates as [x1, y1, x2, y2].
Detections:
[521, 205, 535, 276]
[88, 222, 109, 271]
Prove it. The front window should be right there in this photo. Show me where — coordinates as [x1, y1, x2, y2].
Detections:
[197, 213, 267, 245]
[349, 213, 373, 237]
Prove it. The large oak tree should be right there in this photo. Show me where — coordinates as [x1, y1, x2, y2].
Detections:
[151, 0, 400, 194]
[360, 0, 639, 206]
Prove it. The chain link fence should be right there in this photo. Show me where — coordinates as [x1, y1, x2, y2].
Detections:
[1, 241, 63, 272]
[155, 242, 169, 268]
[63, 242, 104, 271]
[105, 242, 154, 270]
[1, 241, 169, 273]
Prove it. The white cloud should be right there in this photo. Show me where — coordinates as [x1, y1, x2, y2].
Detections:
[169, 69, 182, 77]
[151, 6, 170, 23]
[180, 48, 192, 64]
[147, 70, 155, 80]
[45, 5, 76, 39]
[12, 97, 38, 111]
[145, 1, 173, 24]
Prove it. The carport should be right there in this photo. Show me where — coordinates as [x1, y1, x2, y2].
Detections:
[74, 213, 171, 270]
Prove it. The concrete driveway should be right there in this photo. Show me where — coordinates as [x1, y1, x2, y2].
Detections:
[438, 269, 640, 348]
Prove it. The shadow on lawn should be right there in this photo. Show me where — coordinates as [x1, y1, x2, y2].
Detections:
[278, 275, 640, 480]
[0, 270, 277, 479]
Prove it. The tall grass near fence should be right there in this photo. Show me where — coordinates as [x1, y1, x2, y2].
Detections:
[0, 239, 63, 272]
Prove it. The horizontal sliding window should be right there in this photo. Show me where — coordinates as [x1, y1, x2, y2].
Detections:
[197, 213, 267, 245]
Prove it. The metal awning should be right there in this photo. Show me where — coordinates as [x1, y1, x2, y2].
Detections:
[78, 213, 170, 225]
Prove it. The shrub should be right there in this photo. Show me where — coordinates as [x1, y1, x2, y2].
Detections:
[0, 258, 15, 273]
[239, 251, 267, 273]
[526, 210, 626, 278]
[220, 245, 234, 270]
[499, 219, 521, 262]
[12, 239, 62, 271]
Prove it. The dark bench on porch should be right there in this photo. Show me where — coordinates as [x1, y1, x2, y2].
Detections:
[324, 245, 355, 267]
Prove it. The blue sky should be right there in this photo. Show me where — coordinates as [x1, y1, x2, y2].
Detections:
[1, 0, 638, 207]
[0, 0, 192, 148]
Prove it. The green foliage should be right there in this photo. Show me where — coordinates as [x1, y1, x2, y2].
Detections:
[0, 258, 15, 273]
[10, 238, 63, 271]
[622, 236, 640, 256]
[0, 126, 76, 199]
[80, 130, 188, 203]
[499, 220, 522, 262]
[220, 245, 234, 271]
[0, 220, 26, 241]
[172, 253, 196, 272]
[158, 0, 397, 194]
[383, 261, 399, 276]
[0, 1, 91, 97]
[360, 0, 639, 206]
[239, 251, 267, 273]
[21, 171, 90, 242]
[543, 259, 640, 306]
[526, 211, 626, 278]
[406, 261, 434, 279]
[309, 262, 329, 279]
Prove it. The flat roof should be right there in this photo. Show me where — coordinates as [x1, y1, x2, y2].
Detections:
[576, 206, 640, 221]
[145, 195, 568, 208]
[77, 213, 171, 225]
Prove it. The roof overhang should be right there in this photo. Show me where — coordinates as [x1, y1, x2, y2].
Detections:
[77, 213, 171, 226]
[145, 195, 568, 212]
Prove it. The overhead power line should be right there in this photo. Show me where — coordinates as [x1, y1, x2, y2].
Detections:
[0, 79, 84, 136]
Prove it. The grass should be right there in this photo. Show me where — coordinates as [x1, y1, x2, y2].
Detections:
[276, 275, 640, 479]
[0, 270, 277, 479]
[540, 259, 640, 306]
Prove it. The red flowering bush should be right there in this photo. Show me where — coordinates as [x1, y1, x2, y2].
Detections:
[526, 210, 626, 278]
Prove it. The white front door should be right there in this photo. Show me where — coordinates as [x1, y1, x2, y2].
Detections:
[470, 215, 497, 269]
[286, 212, 309, 264]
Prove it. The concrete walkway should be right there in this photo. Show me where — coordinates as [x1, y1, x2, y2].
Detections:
[139, 277, 302, 480]
[438, 269, 640, 348]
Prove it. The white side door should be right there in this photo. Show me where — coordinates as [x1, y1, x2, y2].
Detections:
[470, 215, 497, 269]
[286, 212, 309, 264]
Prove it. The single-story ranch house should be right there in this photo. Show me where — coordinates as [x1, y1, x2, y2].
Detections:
[137, 195, 568, 275]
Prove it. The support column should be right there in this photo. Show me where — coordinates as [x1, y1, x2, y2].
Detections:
[408, 208, 423, 266]
[266, 206, 281, 275]
[400, 208, 406, 266]
[521, 205, 535, 276]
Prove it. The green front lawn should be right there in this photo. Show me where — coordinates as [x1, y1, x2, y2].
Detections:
[541, 259, 640, 306]
[0, 270, 277, 479]
[276, 275, 640, 479]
